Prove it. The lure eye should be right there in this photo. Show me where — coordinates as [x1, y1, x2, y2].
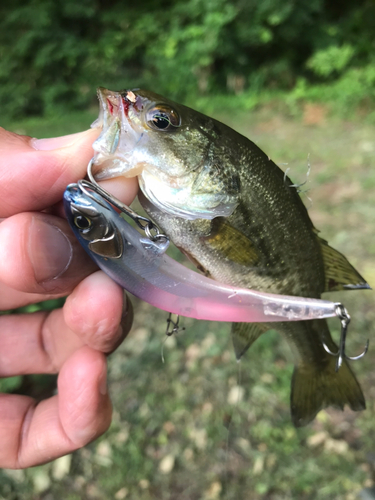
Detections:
[146, 106, 180, 131]
[74, 215, 92, 230]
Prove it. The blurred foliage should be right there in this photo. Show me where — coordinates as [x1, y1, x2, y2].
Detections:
[1, 0, 375, 120]
[9, 297, 66, 314]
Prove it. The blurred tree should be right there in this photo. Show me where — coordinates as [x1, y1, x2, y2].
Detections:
[1, 0, 374, 118]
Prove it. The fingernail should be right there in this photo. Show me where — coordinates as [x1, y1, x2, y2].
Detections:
[30, 130, 91, 151]
[28, 218, 73, 283]
[99, 366, 108, 395]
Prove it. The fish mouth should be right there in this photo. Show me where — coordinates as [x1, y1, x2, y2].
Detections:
[91, 87, 145, 180]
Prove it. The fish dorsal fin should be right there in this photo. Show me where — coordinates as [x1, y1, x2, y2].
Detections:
[231, 322, 268, 360]
[203, 218, 260, 266]
[318, 236, 370, 291]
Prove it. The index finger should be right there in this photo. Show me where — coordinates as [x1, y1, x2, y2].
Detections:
[0, 128, 99, 217]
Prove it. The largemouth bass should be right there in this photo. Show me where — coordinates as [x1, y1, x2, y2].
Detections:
[91, 87, 370, 426]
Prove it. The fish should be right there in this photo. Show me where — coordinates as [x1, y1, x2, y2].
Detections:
[91, 87, 370, 426]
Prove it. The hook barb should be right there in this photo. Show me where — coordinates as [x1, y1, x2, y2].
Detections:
[165, 313, 185, 337]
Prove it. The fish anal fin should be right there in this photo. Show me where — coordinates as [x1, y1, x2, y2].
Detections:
[231, 322, 268, 360]
[291, 355, 366, 427]
[204, 218, 260, 267]
[318, 236, 370, 291]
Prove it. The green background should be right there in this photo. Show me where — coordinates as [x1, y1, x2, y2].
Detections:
[1, 1, 375, 499]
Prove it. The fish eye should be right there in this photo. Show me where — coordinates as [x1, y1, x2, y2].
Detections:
[74, 215, 92, 230]
[146, 106, 180, 131]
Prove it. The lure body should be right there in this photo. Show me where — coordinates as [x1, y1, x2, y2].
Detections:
[64, 182, 340, 324]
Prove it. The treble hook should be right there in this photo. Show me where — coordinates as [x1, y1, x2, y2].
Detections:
[161, 314, 185, 363]
[165, 313, 185, 336]
[322, 303, 369, 372]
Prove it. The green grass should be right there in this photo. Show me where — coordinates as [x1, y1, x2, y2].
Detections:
[1, 101, 374, 500]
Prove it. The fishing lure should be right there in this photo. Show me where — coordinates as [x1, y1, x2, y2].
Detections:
[63, 176, 368, 371]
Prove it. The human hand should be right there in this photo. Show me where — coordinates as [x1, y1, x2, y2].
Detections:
[0, 127, 138, 468]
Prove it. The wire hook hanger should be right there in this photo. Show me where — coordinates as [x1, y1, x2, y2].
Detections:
[78, 157, 169, 243]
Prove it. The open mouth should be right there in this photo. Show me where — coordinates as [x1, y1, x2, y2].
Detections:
[91, 88, 144, 180]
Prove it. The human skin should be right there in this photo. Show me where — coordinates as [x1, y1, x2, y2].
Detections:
[0, 127, 138, 468]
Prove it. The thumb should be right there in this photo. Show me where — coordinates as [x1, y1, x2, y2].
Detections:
[0, 127, 100, 217]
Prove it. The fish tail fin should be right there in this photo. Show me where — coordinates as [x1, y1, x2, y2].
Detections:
[291, 355, 365, 427]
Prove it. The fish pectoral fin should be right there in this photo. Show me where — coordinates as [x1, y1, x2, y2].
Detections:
[318, 236, 371, 291]
[291, 354, 366, 427]
[231, 322, 268, 360]
[203, 218, 260, 266]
